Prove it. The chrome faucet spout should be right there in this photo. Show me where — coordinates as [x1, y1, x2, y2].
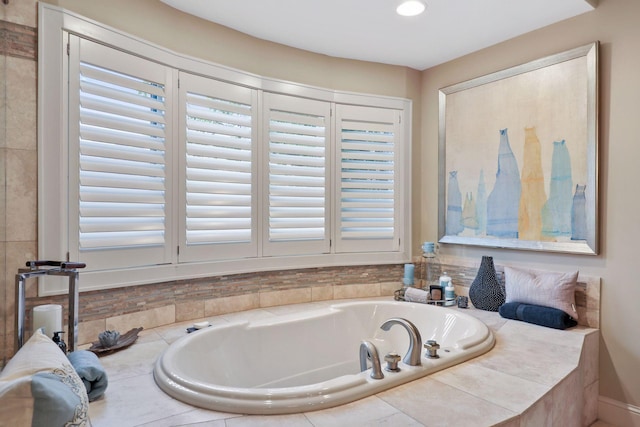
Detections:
[359, 340, 384, 379]
[380, 317, 422, 366]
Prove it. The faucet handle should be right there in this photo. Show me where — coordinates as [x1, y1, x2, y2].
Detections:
[424, 340, 440, 358]
[384, 352, 401, 372]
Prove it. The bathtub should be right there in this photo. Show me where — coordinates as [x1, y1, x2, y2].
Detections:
[153, 299, 494, 414]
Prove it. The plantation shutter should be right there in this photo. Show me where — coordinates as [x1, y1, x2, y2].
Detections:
[178, 73, 257, 262]
[68, 37, 174, 270]
[335, 105, 401, 253]
[262, 93, 331, 256]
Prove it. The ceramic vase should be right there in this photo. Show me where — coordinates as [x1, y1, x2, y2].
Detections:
[468, 256, 505, 311]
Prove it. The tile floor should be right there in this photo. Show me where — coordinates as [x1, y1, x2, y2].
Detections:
[85, 297, 603, 427]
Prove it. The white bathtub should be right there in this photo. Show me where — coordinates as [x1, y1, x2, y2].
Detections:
[153, 299, 494, 414]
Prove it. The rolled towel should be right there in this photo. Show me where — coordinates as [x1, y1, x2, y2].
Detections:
[67, 350, 108, 401]
[499, 302, 577, 330]
[404, 287, 429, 303]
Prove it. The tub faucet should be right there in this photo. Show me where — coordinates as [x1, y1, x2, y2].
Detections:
[359, 340, 384, 379]
[380, 317, 422, 366]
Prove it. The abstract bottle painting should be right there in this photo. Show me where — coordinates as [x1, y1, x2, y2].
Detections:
[445, 128, 584, 244]
[486, 129, 521, 238]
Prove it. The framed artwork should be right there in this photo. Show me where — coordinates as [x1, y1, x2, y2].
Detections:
[438, 42, 599, 255]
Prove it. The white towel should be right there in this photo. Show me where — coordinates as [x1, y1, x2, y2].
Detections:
[404, 287, 429, 303]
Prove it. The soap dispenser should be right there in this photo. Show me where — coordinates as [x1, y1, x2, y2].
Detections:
[52, 331, 67, 354]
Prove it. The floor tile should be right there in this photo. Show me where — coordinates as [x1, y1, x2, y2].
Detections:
[89, 373, 197, 427]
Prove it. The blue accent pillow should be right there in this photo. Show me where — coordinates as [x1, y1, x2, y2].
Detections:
[0, 329, 89, 426]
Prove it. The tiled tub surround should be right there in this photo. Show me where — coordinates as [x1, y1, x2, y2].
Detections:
[86, 297, 599, 427]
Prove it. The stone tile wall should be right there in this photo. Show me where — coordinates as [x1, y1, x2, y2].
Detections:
[1, 1, 38, 365]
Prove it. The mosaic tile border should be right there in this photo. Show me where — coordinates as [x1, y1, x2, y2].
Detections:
[0, 20, 36, 60]
[24, 264, 405, 337]
[413, 255, 601, 328]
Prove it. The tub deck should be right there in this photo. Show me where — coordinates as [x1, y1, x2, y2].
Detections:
[85, 297, 599, 426]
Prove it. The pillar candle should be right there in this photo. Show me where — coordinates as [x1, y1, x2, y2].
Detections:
[32, 304, 62, 338]
[402, 264, 415, 286]
[404, 263, 415, 284]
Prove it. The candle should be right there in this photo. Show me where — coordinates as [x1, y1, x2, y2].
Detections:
[404, 263, 415, 285]
[32, 304, 63, 338]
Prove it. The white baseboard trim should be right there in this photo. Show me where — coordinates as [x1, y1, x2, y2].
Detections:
[598, 396, 640, 427]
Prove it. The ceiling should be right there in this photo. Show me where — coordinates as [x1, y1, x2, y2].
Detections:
[159, 0, 596, 71]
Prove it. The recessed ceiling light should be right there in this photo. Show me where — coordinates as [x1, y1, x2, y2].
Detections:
[396, 0, 427, 17]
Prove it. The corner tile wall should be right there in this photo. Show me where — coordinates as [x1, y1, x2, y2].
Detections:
[0, 1, 38, 365]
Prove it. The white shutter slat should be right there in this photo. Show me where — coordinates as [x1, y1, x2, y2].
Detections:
[80, 187, 164, 204]
[269, 196, 324, 207]
[81, 109, 165, 139]
[186, 105, 251, 128]
[186, 206, 251, 217]
[269, 174, 324, 187]
[79, 231, 165, 249]
[186, 118, 251, 139]
[80, 171, 164, 191]
[187, 129, 252, 150]
[187, 181, 251, 195]
[186, 230, 252, 244]
[187, 156, 251, 173]
[269, 207, 325, 217]
[80, 202, 165, 217]
[186, 218, 251, 230]
[186, 92, 251, 116]
[81, 93, 165, 125]
[80, 140, 165, 164]
[186, 193, 250, 206]
[269, 163, 325, 178]
[187, 142, 251, 162]
[269, 185, 324, 197]
[80, 126, 165, 151]
[80, 62, 165, 98]
[80, 156, 164, 178]
[269, 142, 325, 157]
[80, 217, 165, 232]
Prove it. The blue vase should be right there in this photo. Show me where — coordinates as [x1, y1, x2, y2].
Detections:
[468, 256, 505, 312]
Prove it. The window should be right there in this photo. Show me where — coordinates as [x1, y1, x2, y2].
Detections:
[335, 105, 402, 253]
[67, 36, 174, 271]
[178, 73, 258, 262]
[262, 93, 331, 256]
[39, 7, 411, 292]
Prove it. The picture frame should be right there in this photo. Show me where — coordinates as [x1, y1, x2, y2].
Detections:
[438, 42, 599, 255]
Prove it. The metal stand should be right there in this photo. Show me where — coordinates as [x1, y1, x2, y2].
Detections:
[15, 260, 86, 353]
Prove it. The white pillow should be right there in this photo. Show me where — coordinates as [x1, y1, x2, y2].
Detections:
[0, 329, 89, 426]
[504, 266, 579, 319]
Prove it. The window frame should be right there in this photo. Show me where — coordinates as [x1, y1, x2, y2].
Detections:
[38, 4, 412, 294]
